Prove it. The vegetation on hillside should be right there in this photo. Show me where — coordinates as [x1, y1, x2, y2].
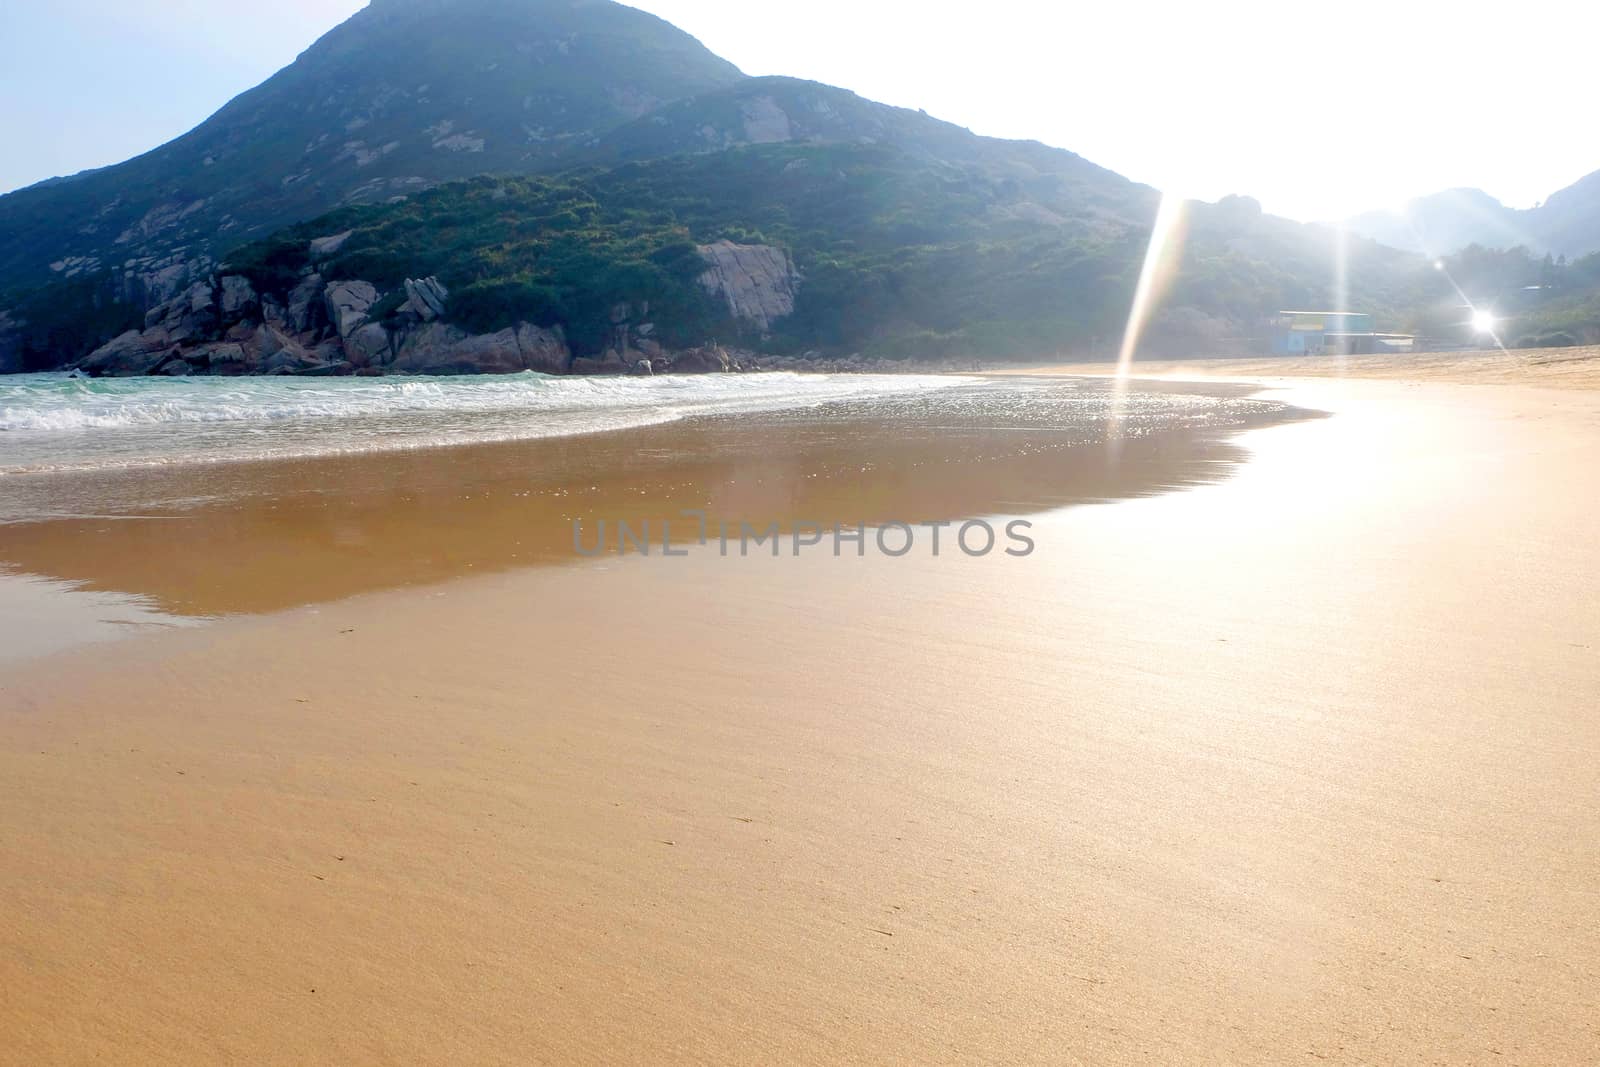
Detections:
[222, 143, 1451, 362]
[18, 141, 1600, 370]
[1404, 244, 1600, 345]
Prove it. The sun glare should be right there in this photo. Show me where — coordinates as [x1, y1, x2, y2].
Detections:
[1471, 309, 1496, 334]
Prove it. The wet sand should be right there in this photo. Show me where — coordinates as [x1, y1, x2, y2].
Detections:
[2, 370, 1598, 1064]
[0, 376, 1292, 618]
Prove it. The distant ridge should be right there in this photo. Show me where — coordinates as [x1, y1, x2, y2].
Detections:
[1346, 169, 1600, 258]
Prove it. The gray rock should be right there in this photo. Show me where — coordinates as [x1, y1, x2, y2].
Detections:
[387, 319, 570, 374]
[308, 230, 354, 259]
[402, 276, 448, 321]
[287, 273, 326, 333]
[150, 280, 220, 344]
[515, 323, 570, 374]
[242, 324, 320, 373]
[696, 240, 798, 330]
[117, 251, 212, 308]
[387, 322, 472, 373]
[260, 294, 286, 327]
[739, 95, 794, 144]
[187, 280, 216, 315]
[323, 279, 379, 338]
[344, 321, 393, 367]
[441, 329, 526, 373]
[219, 275, 258, 321]
[77, 328, 175, 376]
[668, 346, 731, 374]
[196, 342, 251, 375]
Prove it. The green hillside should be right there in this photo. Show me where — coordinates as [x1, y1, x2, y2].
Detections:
[211, 144, 1433, 363]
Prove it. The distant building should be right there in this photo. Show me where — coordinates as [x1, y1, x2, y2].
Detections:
[1271, 311, 1414, 355]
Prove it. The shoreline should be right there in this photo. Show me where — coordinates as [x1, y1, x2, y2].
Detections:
[0, 375, 1300, 623]
[2, 364, 1598, 1063]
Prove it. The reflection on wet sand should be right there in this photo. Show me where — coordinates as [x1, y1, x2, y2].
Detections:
[0, 377, 1312, 617]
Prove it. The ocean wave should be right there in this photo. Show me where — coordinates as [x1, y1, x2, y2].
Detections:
[0, 371, 970, 474]
[0, 371, 961, 432]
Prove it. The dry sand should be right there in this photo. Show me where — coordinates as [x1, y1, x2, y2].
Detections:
[1017, 342, 1600, 390]
[2, 366, 1598, 1064]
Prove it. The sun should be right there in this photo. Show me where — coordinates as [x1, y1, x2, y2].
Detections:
[1471, 309, 1497, 335]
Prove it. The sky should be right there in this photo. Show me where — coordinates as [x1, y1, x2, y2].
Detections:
[3, 0, 1597, 221]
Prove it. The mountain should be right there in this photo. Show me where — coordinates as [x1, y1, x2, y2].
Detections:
[53, 147, 1433, 379]
[0, 0, 743, 299]
[588, 76, 1148, 224]
[0, 0, 1439, 374]
[1531, 170, 1600, 257]
[1346, 169, 1600, 259]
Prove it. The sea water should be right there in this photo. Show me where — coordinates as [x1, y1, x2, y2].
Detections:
[0, 371, 971, 475]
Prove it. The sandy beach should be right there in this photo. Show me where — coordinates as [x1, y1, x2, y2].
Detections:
[2, 358, 1598, 1064]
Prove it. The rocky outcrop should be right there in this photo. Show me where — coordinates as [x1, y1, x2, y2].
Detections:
[344, 322, 393, 368]
[666, 345, 734, 374]
[514, 322, 571, 374]
[324, 280, 379, 338]
[308, 230, 354, 259]
[72, 267, 749, 378]
[219, 275, 259, 319]
[78, 327, 178, 376]
[248, 325, 327, 375]
[284, 273, 326, 334]
[389, 321, 569, 375]
[696, 240, 798, 331]
[401, 276, 448, 321]
[114, 250, 214, 309]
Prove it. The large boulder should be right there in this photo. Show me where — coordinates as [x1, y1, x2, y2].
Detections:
[135, 279, 221, 346]
[344, 322, 393, 368]
[116, 251, 212, 309]
[667, 345, 731, 374]
[515, 323, 570, 374]
[401, 277, 448, 321]
[388, 320, 570, 374]
[696, 240, 798, 330]
[323, 279, 379, 338]
[218, 275, 258, 322]
[77, 328, 176, 376]
[245, 325, 327, 374]
[192, 342, 251, 375]
[308, 230, 354, 260]
[440, 329, 526, 374]
[388, 322, 472, 373]
[286, 273, 326, 333]
[571, 349, 629, 375]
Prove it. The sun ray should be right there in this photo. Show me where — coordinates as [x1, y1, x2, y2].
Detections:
[1109, 192, 1189, 450]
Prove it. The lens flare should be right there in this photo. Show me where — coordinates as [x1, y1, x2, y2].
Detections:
[1115, 193, 1189, 382]
[1107, 192, 1189, 452]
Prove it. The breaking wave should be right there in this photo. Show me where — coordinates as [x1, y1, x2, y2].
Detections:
[0, 371, 970, 473]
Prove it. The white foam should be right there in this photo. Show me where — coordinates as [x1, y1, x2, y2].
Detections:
[0, 371, 970, 473]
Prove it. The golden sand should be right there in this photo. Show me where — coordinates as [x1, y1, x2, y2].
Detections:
[1015, 342, 1600, 389]
[2, 368, 1598, 1064]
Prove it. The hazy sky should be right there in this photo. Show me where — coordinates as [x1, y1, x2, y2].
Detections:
[3, 0, 1596, 220]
